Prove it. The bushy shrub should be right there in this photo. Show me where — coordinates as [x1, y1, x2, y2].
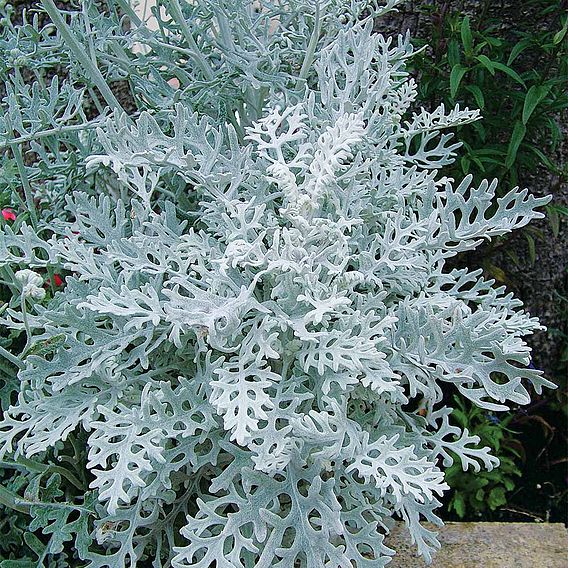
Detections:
[0, 1, 554, 565]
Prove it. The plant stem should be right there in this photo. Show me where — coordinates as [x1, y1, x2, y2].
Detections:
[14, 456, 86, 492]
[40, 0, 125, 113]
[299, 1, 321, 81]
[0, 484, 30, 514]
[0, 122, 102, 152]
[0, 345, 24, 369]
[118, 0, 216, 83]
[20, 295, 32, 352]
[167, 0, 215, 81]
[16, 498, 92, 515]
[5, 117, 39, 230]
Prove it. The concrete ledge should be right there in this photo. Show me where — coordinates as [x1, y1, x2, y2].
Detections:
[386, 522, 568, 567]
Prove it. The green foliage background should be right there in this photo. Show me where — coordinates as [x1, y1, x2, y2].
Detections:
[395, 0, 567, 522]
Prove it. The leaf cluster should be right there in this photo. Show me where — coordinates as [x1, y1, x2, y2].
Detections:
[0, 1, 557, 566]
[411, 0, 567, 188]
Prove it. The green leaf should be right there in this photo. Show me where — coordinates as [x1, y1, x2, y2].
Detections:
[471, 121, 487, 143]
[452, 493, 466, 518]
[504, 248, 521, 268]
[522, 85, 551, 124]
[553, 17, 568, 45]
[450, 65, 468, 98]
[448, 39, 461, 67]
[476, 54, 495, 74]
[528, 146, 559, 172]
[488, 487, 507, 510]
[507, 39, 532, 66]
[461, 16, 473, 55]
[491, 61, 526, 87]
[465, 84, 485, 109]
[546, 116, 563, 147]
[470, 155, 486, 171]
[505, 121, 527, 169]
[485, 263, 507, 283]
[525, 234, 536, 266]
[451, 409, 468, 428]
[486, 37, 503, 47]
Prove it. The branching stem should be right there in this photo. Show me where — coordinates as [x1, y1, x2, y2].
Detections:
[167, 0, 216, 81]
[40, 0, 125, 113]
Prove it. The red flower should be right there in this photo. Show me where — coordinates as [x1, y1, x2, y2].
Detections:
[1, 209, 16, 222]
[45, 274, 64, 288]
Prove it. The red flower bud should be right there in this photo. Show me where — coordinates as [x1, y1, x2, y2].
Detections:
[44, 274, 64, 288]
[1, 209, 16, 222]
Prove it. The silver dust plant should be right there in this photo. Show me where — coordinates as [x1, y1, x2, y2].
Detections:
[0, 0, 554, 566]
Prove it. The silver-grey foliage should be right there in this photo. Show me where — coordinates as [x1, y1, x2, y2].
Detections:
[0, 0, 554, 566]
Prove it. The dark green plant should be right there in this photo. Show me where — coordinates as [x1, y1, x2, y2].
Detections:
[444, 396, 523, 519]
[411, 1, 567, 187]
[407, 1, 567, 519]
[409, 1, 567, 270]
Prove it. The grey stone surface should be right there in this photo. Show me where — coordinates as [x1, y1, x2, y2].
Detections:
[386, 522, 568, 567]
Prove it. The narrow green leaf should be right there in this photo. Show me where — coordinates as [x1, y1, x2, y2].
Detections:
[461, 16, 473, 55]
[450, 64, 468, 98]
[528, 145, 559, 172]
[522, 85, 550, 124]
[486, 263, 507, 283]
[465, 84, 485, 109]
[553, 17, 568, 45]
[471, 121, 487, 143]
[507, 39, 532, 66]
[480, 159, 504, 168]
[555, 206, 568, 216]
[546, 116, 562, 147]
[492, 61, 526, 87]
[525, 234, 536, 266]
[453, 494, 466, 518]
[505, 121, 527, 169]
[470, 155, 485, 171]
[476, 54, 495, 74]
[452, 409, 468, 428]
[486, 37, 503, 47]
[545, 205, 560, 238]
[504, 248, 521, 268]
[448, 39, 461, 67]
[472, 148, 505, 156]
